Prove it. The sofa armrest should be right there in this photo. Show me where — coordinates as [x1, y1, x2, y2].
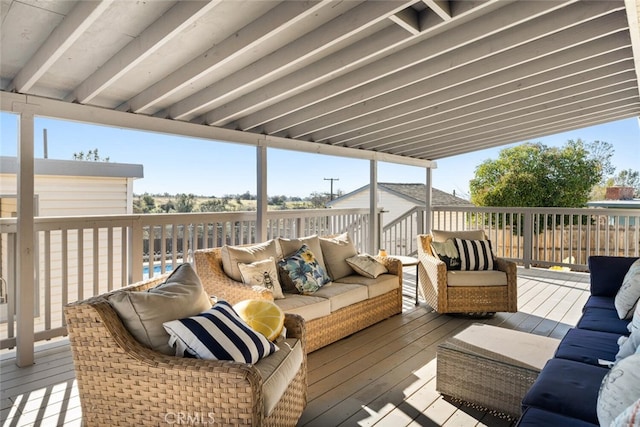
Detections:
[588, 256, 638, 297]
[194, 248, 274, 304]
[375, 256, 403, 279]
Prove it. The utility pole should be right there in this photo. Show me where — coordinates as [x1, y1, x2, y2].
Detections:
[324, 177, 339, 200]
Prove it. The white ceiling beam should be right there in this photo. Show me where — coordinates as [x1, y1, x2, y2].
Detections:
[389, 8, 421, 35]
[259, 0, 589, 135]
[169, 0, 418, 121]
[126, 0, 331, 114]
[426, 105, 640, 159]
[9, 0, 114, 93]
[71, 0, 221, 104]
[423, 0, 452, 21]
[354, 62, 635, 151]
[0, 91, 434, 168]
[398, 92, 639, 156]
[336, 41, 632, 147]
[392, 81, 638, 153]
[287, 6, 626, 139]
[624, 0, 640, 94]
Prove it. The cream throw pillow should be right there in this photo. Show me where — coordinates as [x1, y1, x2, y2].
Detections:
[238, 257, 285, 299]
[221, 239, 279, 282]
[597, 353, 640, 426]
[278, 235, 327, 271]
[615, 259, 640, 319]
[346, 254, 388, 279]
[109, 263, 212, 355]
[320, 233, 358, 280]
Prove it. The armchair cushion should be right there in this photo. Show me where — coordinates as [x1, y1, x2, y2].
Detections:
[163, 300, 278, 363]
[447, 270, 507, 287]
[452, 238, 495, 271]
[431, 229, 485, 242]
[108, 263, 212, 355]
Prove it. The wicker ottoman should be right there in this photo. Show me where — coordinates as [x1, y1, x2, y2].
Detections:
[436, 323, 560, 418]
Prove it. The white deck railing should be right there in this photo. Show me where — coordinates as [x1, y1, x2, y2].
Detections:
[0, 208, 370, 350]
[382, 206, 640, 268]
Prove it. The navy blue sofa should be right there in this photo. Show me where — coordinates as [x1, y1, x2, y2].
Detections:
[517, 256, 638, 426]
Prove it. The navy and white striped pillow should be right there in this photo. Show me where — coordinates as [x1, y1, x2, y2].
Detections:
[453, 238, 495, 271]
[163, 300, 278, 363]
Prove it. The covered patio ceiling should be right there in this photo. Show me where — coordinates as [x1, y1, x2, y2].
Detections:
[1, 0, 639, 164]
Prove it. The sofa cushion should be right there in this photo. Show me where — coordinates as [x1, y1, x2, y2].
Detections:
[554, 328, 621, 366]
[238, 257, 285, 299]
[446, 270, 507, 287]
[278, 244, 331, 294]
[597, 353, 640, 427]
[521, 358, 608, 424]
[615, 258, 640, 319]
[583, 295, 616, 311]
[452, 238, 495, 271]
[254, 337, 303, 416]
[278, 235, 326, 272]
[345, 254, 388, 278]
[163, 300, 278, 363]
[108, 263, 212, 355]
[576, 307, 631, 336]
[275, 294, 331, 321]
[312, 282, 368, 312]
[588, 256, 639, 297]
[517, 407, 599, 427]
[319, 233, 358, 280]
[335, 273, 398, 299]
[431, 229, 485, 242]
[221, 240, 279, 282]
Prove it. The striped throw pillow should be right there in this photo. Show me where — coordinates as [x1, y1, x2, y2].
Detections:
[453, 238, 495, 271]
[163, 300, 278, 363]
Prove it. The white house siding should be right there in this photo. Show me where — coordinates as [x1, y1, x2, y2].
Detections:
[0, 167, 139, 343]
[328, 189, 416, 227]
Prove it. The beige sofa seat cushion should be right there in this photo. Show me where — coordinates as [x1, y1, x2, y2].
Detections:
[312, 283, 368, 312]
[335, 273, 399, 298]
[254, 337, 303, 416]
[447, 270, 508, 287]
[221, 240, 279, 282]
[278, 235, 327, 272]
[432, 229, 485, 242]
[275, 294, 331, 321]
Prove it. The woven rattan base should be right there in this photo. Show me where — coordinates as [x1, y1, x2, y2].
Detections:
[436, 324, 560, 418]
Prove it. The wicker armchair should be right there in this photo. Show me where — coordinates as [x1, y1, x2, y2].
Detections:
[64, 274, 307, 427]
[416, 232, 517, 314]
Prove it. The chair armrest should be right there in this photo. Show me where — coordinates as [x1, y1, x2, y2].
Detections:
[495, 257, 517, 279]
[417, 252, 448, 311]
[194, 248, 274, 304]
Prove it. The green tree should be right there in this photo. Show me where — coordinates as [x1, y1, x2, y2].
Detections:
[175, 193, 196, 212]
[199, 198, 227, 212]
[72, 148, 110, 162]
[470, 140, 603, 208]
[308, 191, 330, 208]
[614, 169, 640, 196]
[133, 193, 156, 213]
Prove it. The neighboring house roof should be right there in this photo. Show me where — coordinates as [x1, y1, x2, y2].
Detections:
[586, 200, 640, 209]
[0, 156, 143, 179]
[328, 183, 473, 207]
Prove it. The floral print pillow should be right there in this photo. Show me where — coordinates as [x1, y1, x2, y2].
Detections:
[278, 244, 331, 294]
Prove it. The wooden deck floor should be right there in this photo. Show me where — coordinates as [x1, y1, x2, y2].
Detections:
[0, 267, 591, 427]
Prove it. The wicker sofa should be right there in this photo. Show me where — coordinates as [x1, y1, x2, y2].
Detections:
[64, 268, 307, 427]
[194, 234, 403, 353]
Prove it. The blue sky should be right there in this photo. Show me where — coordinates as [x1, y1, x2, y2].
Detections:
[0, 112, 638, 199]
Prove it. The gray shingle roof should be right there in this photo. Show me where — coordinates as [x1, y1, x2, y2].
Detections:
[329, 183, 473, 206]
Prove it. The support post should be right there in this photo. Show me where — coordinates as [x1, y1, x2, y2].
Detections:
[369, 160, 378, 254]
[256, 143, 268, 242]
[425, 167, 433, 234]
[16, 106, 36, 367]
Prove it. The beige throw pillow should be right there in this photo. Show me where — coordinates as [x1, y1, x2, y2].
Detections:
[278, 235, 327, 271]
[346, 254, 388, 279]
[615, 259, 640, 319]
[109, 263, 212, 355]
[320, 233, 358, 280]
[238, 257, 285, 299]
[221, 239, 279, 282]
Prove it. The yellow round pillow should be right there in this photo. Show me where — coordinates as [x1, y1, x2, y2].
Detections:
[233, 299, 285, 341]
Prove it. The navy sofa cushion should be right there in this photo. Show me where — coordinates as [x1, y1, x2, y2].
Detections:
[582, 295, 616, 311]
[521, 358, 608, 424]
[588, 256, 638, 297]
[576, 307, 631, 335]
[554, 328, 621, 366]
[516, 407, 599, 427]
